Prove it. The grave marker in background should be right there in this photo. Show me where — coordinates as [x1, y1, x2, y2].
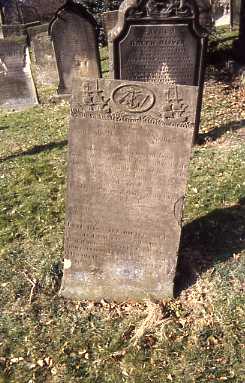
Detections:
[50, 2, 101, 95]
[28, 23, 58, 86]
[0, 40, 38, 110]
[101, 10, 119, 39]
[61, 77, 198, 301]
[109, 0, 208, 139]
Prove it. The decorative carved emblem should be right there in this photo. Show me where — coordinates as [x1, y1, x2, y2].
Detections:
[162, 87, 189, 123]
[112, 84, 155, 113]
[79, 80, 111, 113]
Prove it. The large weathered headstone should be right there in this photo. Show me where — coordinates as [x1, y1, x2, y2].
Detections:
[60, 77, 198, 301]
[109, 0, 208, 139]
[50, 1, 101, 95]
[28, 23, 58, 86]
[0, 39, 38, 110]
[109, 0, 207, 86]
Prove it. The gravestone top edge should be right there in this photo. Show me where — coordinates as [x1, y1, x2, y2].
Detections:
[108, 0, 209, 43]
[27, 23, 49, 36]
[49, 1, 99, 37]
[70, 77, 198, 132]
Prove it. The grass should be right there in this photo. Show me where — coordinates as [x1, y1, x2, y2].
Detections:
[0, 33, 245, 382]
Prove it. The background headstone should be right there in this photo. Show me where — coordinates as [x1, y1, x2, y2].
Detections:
[28, 23, 58, 85]
[101, 10, 119, 39]
[109, 0, 208, 139]
[109, 0, 208, 86]
[50, 2, 102, 95]
[61, 77, 198, 301]
[0, 39, 38, 109]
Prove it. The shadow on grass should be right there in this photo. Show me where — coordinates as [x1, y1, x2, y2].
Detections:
[174, 197, 245, 296]
[0, 140, 68, 163]
[0, 126, 10, 131]
[198, 119, 245, 144]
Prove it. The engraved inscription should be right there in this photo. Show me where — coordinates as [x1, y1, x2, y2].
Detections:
[119, 25, 197, 85]
[61, 78, 198, 301]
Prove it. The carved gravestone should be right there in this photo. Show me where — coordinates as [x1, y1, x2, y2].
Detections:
[101, 10, 119, 38]
[28, 24, 58, 86]
[61, 77, 198, 301]
[109, 0, 208, 138]
[50, 2, 101, 95]
[0, 40, 38, 110]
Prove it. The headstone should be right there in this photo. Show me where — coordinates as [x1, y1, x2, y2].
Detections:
[28, 23, 58, 86]
[61, 77, 198, 301]
[1, 0, 20, 25]
[0, 39, 38, 110]
[101, 10, 119, 38]
[50, 2, 102, 95]
[109, 0, 207, 86]
[109, 0, 208, 140]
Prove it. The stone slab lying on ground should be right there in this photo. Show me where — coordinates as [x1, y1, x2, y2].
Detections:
[61, 77, 198, 301]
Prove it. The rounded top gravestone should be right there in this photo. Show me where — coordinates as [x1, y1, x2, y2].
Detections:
[109, 0, 208, 87]
[49, 1, 102, 95]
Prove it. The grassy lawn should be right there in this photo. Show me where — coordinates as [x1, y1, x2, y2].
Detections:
[0, 31, 245, 382]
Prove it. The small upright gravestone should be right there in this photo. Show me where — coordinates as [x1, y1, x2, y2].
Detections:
[28, 23, 59, 86]
[101, 10, 119, 39]
[50, 1, 101, 95]
[0, 39, 38, 110]
[109, 0, 208, 138]
[60, 77, 198, 301]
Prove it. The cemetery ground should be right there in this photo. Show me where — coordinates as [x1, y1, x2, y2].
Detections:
[0, 30, 245, 382]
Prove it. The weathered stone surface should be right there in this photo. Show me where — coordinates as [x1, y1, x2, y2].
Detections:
[61, 77, 198, 301]
[101, 10, 119, 38]
[28, 24, 58, 85]
[50, 2, 101, 95]
[0, 40, 38, 110]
